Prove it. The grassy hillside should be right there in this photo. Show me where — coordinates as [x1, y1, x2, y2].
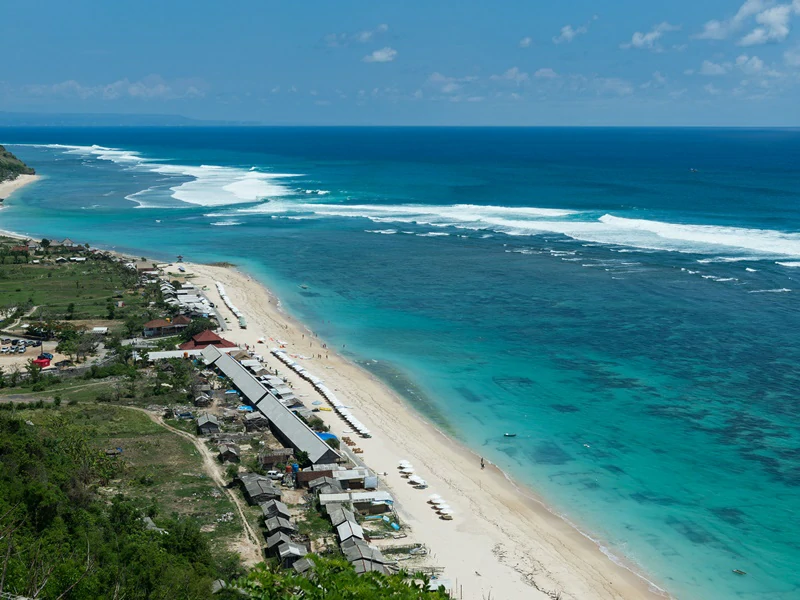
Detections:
[0, 144, 35, 183]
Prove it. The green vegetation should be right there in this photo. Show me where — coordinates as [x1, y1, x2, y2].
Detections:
[0, 145, 34, 183]
[0, 253, 147, 322]
[0, 409, 231, 599]
[238, 555, 449, 599]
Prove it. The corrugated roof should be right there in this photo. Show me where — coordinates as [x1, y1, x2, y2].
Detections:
[336, 520, 364, 542]
[201, 346, 340, 464]
[278, 541, 307, 558]
[261, 500, 291, 518]
[265, 516, 297, 533]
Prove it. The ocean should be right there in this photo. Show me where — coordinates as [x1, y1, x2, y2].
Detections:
[2, 127, 799, 599]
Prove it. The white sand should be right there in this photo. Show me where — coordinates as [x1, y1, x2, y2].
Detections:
[0, 174, 40, 200]
[167, 262, 667, 600]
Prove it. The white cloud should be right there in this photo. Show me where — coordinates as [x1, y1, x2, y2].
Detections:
[739, 4, 795, 45]
[620, 22, 681, 51]
[595, 77, 634, 95]
[490, 67, 529, 84]
[641, 71, 668, 89]
[700, 60, 731, 75]
[736, 54, 764, 74]
[553, 24, 588, 44]
[704, 83, 722, 94]
[552, 15, 598, 44]
[696, 1, 800, 45]
[785, 45, 800, 65]
[519, 36, 532, 48]
[326, 24, 389, 47]
[363, 47, 397, 63]
[426, 72, 479, 95]
[355, 24, 388, 43]
[695, 0, 767, 40]
[534, 68, 559, 79]
[22, 75, 205, 100]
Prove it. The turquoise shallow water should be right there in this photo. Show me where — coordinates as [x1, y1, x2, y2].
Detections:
[2, 128, 799, 599]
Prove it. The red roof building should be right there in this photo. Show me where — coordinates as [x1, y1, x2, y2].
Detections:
[179, 330, 237, 351]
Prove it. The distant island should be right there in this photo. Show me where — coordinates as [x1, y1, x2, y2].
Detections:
[0, 144, 35, 183]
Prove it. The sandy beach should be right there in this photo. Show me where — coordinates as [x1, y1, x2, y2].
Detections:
[164, 261, 667, 600]
[0, 174, 40, 200]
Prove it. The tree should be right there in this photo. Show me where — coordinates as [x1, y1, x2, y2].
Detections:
[180, 317, 217, 341]
[41, 238, 51, 249]
[237, 555, 449, 600]
[25, 359, 42, 384]
[57, 337, 78, 362]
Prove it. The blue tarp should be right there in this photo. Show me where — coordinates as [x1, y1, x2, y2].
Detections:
[237, 405, 253, 412]
[225, 389, 239, 395]
[316, 432, 338, 441]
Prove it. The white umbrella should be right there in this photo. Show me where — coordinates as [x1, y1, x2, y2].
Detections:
[400, 467, 415, 474]
[439, 508, 454, 515]
[433, 499, 449, 506]
[435, 504, 451, 512]
[398, 460, 412, 468]
[427, 494, 442, 503]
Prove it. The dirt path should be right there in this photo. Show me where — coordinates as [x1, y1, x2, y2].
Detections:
[0, 380, 114, 402]
[120, 405, 263, 566]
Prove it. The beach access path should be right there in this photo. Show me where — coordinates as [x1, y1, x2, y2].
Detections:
[167, 261, 666, 600]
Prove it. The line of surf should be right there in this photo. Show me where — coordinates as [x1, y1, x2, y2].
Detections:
[231, 200, 800, 259]
[15, 143, 301, 208]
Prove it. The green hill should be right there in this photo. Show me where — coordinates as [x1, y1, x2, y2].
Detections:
[0, 144, 35, 183]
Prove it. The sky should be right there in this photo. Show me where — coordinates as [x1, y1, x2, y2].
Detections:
[2, 0, 800, 126]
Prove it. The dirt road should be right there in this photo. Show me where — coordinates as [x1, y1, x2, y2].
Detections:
[120, 405, 263, 566]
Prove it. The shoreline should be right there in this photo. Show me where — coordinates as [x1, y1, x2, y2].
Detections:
[0, 174, 40, 202]
[172, 260, 669, 600]
[0, 218, 669, 597]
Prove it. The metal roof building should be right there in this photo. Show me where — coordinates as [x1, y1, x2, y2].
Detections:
[202, 346, 340, 464]
[336, 520, 364, 543]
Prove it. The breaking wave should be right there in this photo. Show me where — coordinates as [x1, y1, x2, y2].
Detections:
[21, 143, 299, 207]
[233, 200, 800, 259]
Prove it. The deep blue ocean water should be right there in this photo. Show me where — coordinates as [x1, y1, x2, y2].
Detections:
[2, 127, 799, 599]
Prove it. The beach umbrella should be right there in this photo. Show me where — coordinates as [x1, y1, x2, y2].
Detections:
[427, 494, 442, 503]
[439, 508, 454, 515]
[400, 467, 415, 474]
[312, 401, 323, 406]
[433, 499, 449, 506]
[435, 504, 451, 512]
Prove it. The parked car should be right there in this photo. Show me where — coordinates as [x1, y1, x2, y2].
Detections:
[39, 352, 54, 360]
[266, 470, 284, 480]
[32, 341, 42, 347]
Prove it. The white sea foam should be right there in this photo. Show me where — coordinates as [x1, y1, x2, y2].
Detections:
[365, 229, 397, 235]
[749, 288, 791, 293]
[233, 201, 800, 258]
[417, 232, 450, 237]
[701, 275, 738, 282]
[211, 220, 242, 226]
[696, 257, 752, 264]
[25, 143, 299, 208]
[777, 261, 800, 267]
[745, 267, 758, 272]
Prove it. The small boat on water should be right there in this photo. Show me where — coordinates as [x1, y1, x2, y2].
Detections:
[732, 569, 747, 575]
[504, 433, 517, 438]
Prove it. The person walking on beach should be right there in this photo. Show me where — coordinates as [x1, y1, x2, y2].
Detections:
[481, 457, 485, 469]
